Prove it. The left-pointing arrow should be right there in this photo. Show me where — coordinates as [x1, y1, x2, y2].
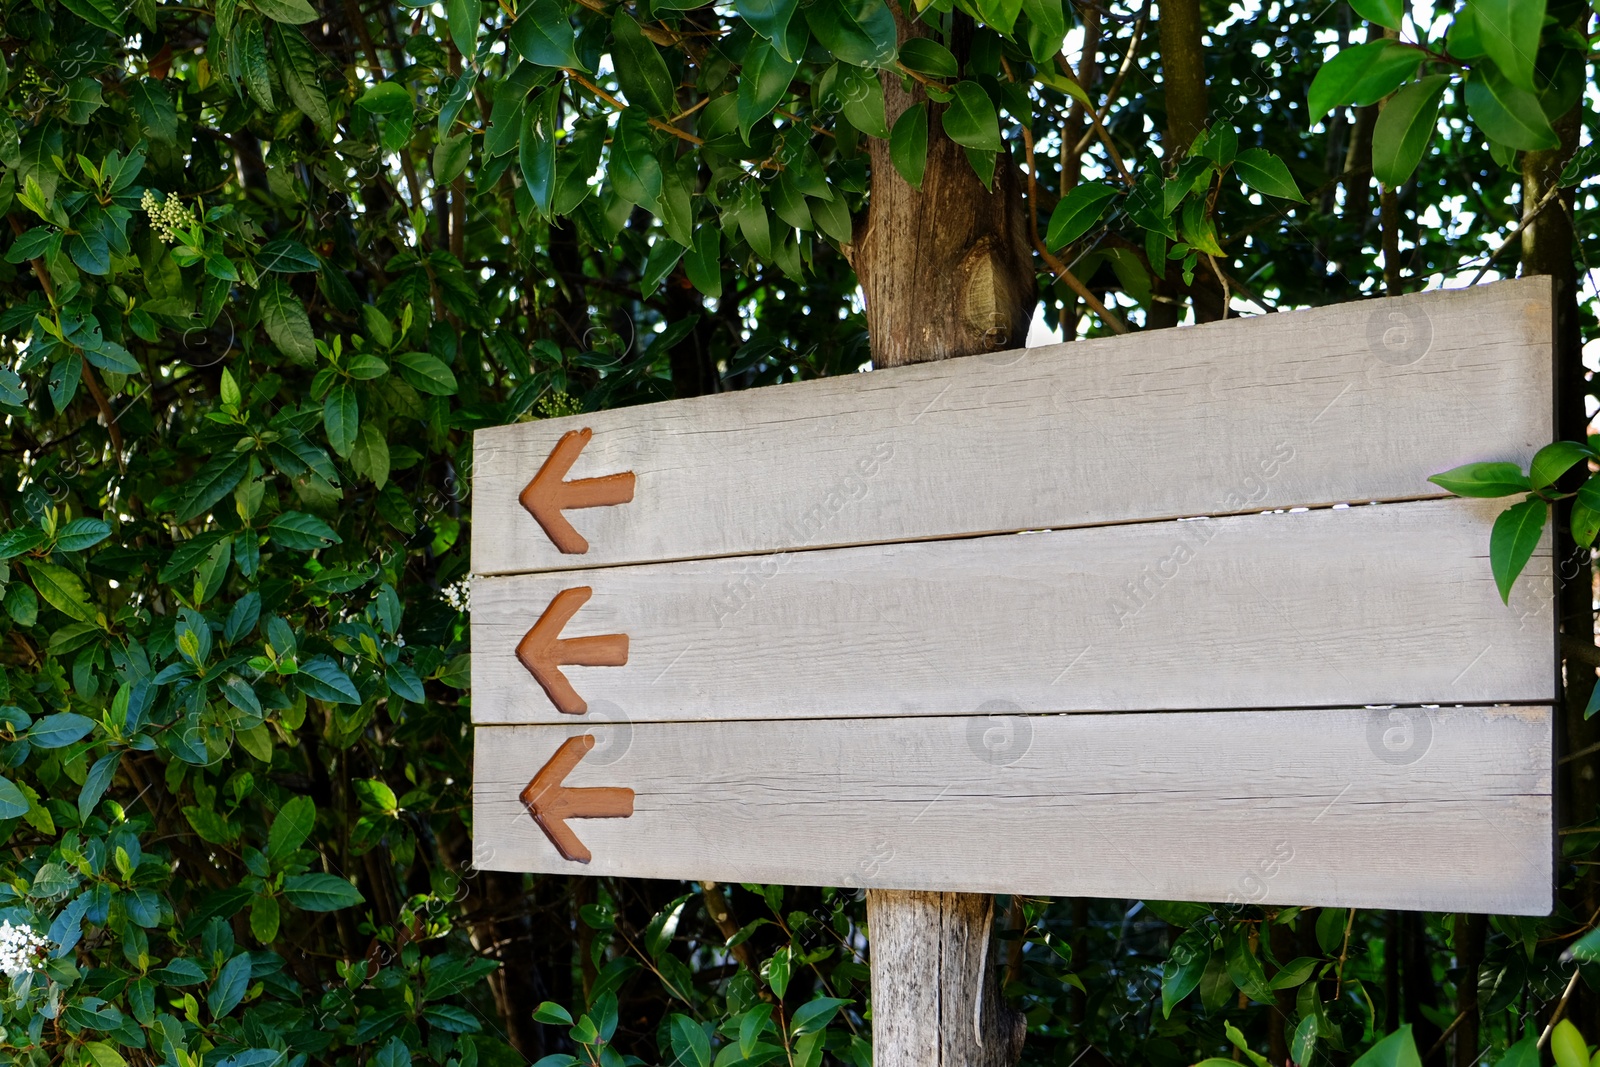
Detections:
[521, 735, 634, 863]
[516, 586, 628, 715]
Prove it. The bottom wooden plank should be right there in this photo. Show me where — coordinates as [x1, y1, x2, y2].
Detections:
[473, 707, 1553, 914]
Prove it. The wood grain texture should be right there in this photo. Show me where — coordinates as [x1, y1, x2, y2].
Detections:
[866, 892, 1024, 1067]
[471, 279, 1551, 576]
[470, 497, 1554, 725]
[472, 706, 1553, 913]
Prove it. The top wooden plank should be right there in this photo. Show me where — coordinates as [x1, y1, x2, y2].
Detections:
[472, 279, 1551, 576]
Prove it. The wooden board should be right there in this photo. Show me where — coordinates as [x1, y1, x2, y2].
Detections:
[471, 280, 1551, 576]
[472, 706, 1553, 914]
[468, 279, 1557, 910]
[470, 497, 1553, 724]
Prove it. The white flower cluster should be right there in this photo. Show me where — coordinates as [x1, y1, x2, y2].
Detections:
[140, 190, 195, 244]
[0, 922, 50, 978]
[440, 580, 470, 613]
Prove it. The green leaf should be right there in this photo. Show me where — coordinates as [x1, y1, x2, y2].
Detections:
[83, 1044, 127, 1067]
[447, 0, 481, 56]
[0, 777, 30, 820]
[323, 381, 358, 457]
[56, 517, 112, 552]
[1161, 931, 1209, 1017]
[890, 102, 929, 189]
[258, 239, 320, 273]
[237, 14, 275, 109]
[298, 655, 362, 703]
[1498, 1037, 1542, 1067]
[255, 0, 319, 22]
[177, 453, 251, 523]
[1021, 0, 1066, 62]
[350, 423, 391, 489]
[641, 239, 686, 298]
[805, 0, 897, 68]
[815, 194, 855, 244]
[685, 227, 722, 297]
[268, 511, 342, 550]
[738, 0, 799, 49]
[268, 795, 316, 862]
[4, 585, 37, 627]
[739, 1007, 772, 1057]
[1224, 931, 1275, 1003]
[60, 0, 124, 32]
[1466, 65, 1559, 151]
[250, 893, 281, 943]
[789, 998, 849, 1036]
[1232, 148, 1304, 201]
[357, 81, 412, 115]
[1352, 1026, 1423, 1067]
[78, 753, 120, 820]
[1350, 0, 1404, 30]
[1489, 497, 1546, 604]
[276, 25, 333, 134]
[1552, 1021, 1587, 1067]
[386, 664, 426, 703]
[521, 90, 559, 215]
[208, 952, 253, 1017]
[29, 712, 96, 748]
[1530, 440, 1594, 490]
[941, 82, 1001, 152]
[260, 280, 317, 362]
[1371, 75, 1448, 187]
[393, 350, 459, 395]
[1269, 956, 1319, 989]
[839, 66, 889, 138]
[1427, 461, 1531, 497]
[670, 1015, 711, 1067]
[1046, 181, 1120, 250]
[898, 39, 958, 78]
[1226, 1022, 1272, 1067]
[1469, 0, 1545, 90]
[513, 0, 583, 69]
[1291, 1017, 1318, 1067]
[739, 38, 801, 142]
[1306, 40, 1420, 120]
[0, 527, 46, 560]
[612, 12, 678, 117]
[1574, 493, 1600, 548]
[435, 131, 472, 186]
[24, 561, 96, 622]
[610, 111, 663, 212]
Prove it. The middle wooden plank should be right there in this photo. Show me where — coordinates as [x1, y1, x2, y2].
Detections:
[470, 497, 1554, 724]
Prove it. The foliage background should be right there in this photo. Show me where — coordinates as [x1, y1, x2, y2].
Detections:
[0, 0, 1598, 1064]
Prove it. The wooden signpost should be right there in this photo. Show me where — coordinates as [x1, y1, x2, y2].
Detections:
[471, 278, 1556, 942]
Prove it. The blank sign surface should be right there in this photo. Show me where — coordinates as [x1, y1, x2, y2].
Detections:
[469, 280, 1557, 912]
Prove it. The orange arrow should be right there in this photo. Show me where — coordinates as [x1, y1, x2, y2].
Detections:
[520, 428, 635, 554]
[516, 586, 629, 715]
[521, 735, 634, 863]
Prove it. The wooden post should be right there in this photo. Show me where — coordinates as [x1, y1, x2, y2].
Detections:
[866, 892, 1025, 1067]
[853, 0, 1038, 1053]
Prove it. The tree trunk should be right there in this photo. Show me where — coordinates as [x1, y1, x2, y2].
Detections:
[1453, 913, 1485, 1067]
[855, 10, 1035, 1066]
[1524, 104, 1598, 1039]
[854, 8, 1036, 365]
[1158, 0, 1207, 153]
[867, 891, 1026, 1067]
[1150, 0, 1217, 325]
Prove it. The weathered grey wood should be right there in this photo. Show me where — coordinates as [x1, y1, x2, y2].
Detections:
[471, 705, 1553, 914]
[470, 497, 1553, 724]
[866, 892, 1024, 1067]
[471, 279, 1551, 576]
